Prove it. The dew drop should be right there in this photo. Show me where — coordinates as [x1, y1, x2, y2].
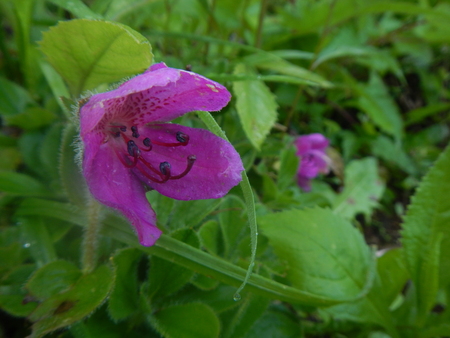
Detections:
[233, 293, 241, 301]
[23, 243, 31, 248]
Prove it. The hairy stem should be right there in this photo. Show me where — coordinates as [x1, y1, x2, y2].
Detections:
[81, 196, 101, 274]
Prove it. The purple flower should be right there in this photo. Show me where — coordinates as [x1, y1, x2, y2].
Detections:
[80, 63, 244, 246]
[294, 133, 330, 192]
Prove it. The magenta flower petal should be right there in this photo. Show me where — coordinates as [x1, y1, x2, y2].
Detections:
[294, 133, 329, 156]
[82, 133, 161, 246]
[80, 64, 243, 246]
[294, 133, 331, 192]
[133, 123, 244, 200]
[81, 62, 231, 136]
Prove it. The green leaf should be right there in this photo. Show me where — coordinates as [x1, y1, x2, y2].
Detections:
[371, 136, 417, 175]
[313, 26, 375, 67]
[40, 19, 153, 96]
[151, 303, 220, 338]
[405, 103, 450, 126]
[198, 220, 222, 255]
[223, 294, 270, 338]
[39, 60, 71, 116]
[70, 306, 134, 338]
[177, 284, 237, 313]
[170, 199, 222, 230]
[108, 248, 142, 321]
[0, 264, 37, 317]
[196, 110, 259, 299]
[4, 107, 56, 130]
[148, 229, 199, 299]
[277, 146, 299, 191]
[218, 195, 247, 259]
[377, 248, 409, 307]
[401, 144, 450, 325]
[0, 171, 50, 196]
[20, 198, 347, 307]
[282, 1, 449, 36]
[40, 123, 63, 181]
[233, 64, 278, 150]
[29, 264, 114, 338]
[208, 73, 327, 86]
[0, 147, 21, 170]
[258, 208, 375, 302]
[26, 260, 82, 299]
[19, 216, 57, 267]
[18, 131, 46, 177]
[0, 76, 34, 116]
[261, 174, 278, 203]
[325, 275, 399, 337]
[148, 193, 222, 231]
[246, 307, 300, 338]
[190, 274, 219, 291]
[242, 53, 332, 88]
[419, 324, 450, 338]
[356, 72, 403, 138]
[17, 198, 86, 227]
[332, 158, 385, 220]
[47, 0, 102, 19]
[0, 243, 26, 274]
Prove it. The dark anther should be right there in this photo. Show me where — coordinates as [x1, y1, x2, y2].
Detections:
[159, 161, 171, 182]
[127, 140, 140, 157]
[143, 137, 152, 148]
[159, 162, 171, 176]
[119, 126, 127, 132]
[113, 131, 121, 138]
[131, 125, 140, 138]
[176, 131, 189, 144]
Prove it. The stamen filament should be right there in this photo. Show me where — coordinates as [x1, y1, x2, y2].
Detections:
[152, 140, 188, 147]
[170, 155, 196, 179]
[135, 163, 167, 183]
[114, 148, 138, 168]
[138, 155, 164, 177]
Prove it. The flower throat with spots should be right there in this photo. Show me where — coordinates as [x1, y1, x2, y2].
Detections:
[110, 124, 196, 184]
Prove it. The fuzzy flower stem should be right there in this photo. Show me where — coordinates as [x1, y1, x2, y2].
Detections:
[82, 196, 102, 274]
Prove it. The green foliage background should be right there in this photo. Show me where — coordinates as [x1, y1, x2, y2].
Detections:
[0, 0, 450, 337]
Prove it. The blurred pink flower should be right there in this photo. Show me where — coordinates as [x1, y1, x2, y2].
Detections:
[294, 133, 330, 192]
[80, 63, 243, 246]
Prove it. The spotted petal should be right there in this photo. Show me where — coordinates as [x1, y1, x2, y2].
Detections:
[134, 123, 244, 200]
[82, 132, 162, 246]
[80, 63, 231, 136]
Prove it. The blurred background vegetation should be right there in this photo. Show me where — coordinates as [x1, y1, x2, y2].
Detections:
[1, 0, 450, 337]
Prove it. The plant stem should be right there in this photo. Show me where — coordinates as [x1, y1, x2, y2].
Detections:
[197, 110, 257, 299]
[255, 0, 268, 48]
[81, 196, 101, 274]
